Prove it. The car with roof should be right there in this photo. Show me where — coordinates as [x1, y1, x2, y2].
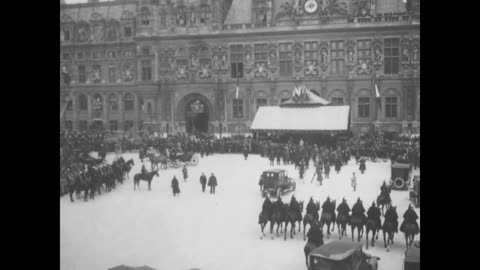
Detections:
[307, 241, 380, 270]
[259, 168, 296, 197]
[389, 163, 411, 190]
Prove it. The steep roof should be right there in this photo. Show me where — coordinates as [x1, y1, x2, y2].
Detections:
[224, 0, 252, 24]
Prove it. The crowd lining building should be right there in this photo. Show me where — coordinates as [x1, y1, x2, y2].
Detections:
[60, 0, 420, 135]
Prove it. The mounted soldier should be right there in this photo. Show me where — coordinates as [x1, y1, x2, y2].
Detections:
[400, 204, 420, 233]
[306, 197, 319, 222]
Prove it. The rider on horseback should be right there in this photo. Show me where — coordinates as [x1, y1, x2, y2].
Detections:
[262, 195, 273, 217]
[337, 198, 351, 221]
[385, 206, 399, 233]
[306, 223, 324, 247]
[306, 197, 319, 222]
[352, 198, 366, 224]
[400, 204, 420, 233]
[289, 195, 299, 210]
[367, 202, 382, 226]
[141, 164, 147, 176]
[380, 181, 388, 194]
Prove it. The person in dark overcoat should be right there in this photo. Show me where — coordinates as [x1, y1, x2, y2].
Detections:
[335, 156, 342, 174]
[359, 157, 366, 174]
[200, 172, 207, 192]
[182, 165, 188, 182]
[171, 176, 180, 196]
[208, 173, 218, 194]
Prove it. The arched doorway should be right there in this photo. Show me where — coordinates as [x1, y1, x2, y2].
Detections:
[185, 99, 209, 133]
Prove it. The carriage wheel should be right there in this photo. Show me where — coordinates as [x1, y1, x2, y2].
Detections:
[393, 178, 405, 189]
[190, 155, 199, 166]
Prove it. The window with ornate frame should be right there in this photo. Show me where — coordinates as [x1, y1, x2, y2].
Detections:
[140, 7, 151, 26]
[385, 96, 398, 118]
[141, 60, 152, 81]
[330, 40, 345, 75]
[78, 94, 88, 111]
[177, 6, 187, 26]
[199, 5, 209, 24]
[304, 41, 318, 64]
[230, 45, 244, 78]
[109, 94, 118, 111]
[254, 43, 268, 67]
[357, 39, 371, 63]
[331, 97, 344, 105]
[78, 65, 86, 83]
[384, 38, 400, 75]
[279, 42, 293, 76]
[256, 98, 267, 111]
[124, 94, 134, 111]
[233, 98, 243, 118]
[358, 97, 370, 118]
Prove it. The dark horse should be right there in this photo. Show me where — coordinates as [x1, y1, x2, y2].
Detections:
[270, 202, 287, 239]
[133, 170, 159, 191]
[350, 213, 365, 242]
[121, 159, 135, 180]
[284, 201, 304, 240]
[365, 207, 381, 250]
[336, 212, 349, 240]
[320, 200, 336, 239]
[376, 187, 392, 216]
[403, 222, 420, 248]
[148, 153, 168, 170]
[67, 169, 89, 202]
[303, 201, 320, 241]
[259, 207, 273, 239]
[382, 206, 398, 251]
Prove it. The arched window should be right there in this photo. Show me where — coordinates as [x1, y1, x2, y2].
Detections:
[356, 89, 371, 119]
[78, 94, 88, 111]
[105, 20, 119, 41]
[123, 93, 134, 111]
[329, 89, 345, 105]
[108, 94, 118, 111]
[140, 7, 151, 26]
[199, 5, 210, 24]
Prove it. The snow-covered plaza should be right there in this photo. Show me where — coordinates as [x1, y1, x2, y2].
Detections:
[60, 152, 420, 270]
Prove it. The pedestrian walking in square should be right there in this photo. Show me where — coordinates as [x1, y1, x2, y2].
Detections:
[324, 161, 330, 179]
[351, 172, 357, 192]
[171, 176, 180, 196]
[200, 172, 207, 192]
[208, 173, 218, 194]
[182, 165, 188, 182]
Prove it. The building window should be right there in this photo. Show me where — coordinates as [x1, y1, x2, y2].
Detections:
[62, 53, 70, 60]
[78, 65, 86, 83]
[199, 5, 209, 24]
[64, 30, 71, 41]
[385, 97, 398, 118]
[141, 47, 150, 56]
[254, 43, 268, 67]
[124, 120, 134, 131]
[124, 25, 132, 37]
[109, 120, 118, 131]
[304, 41, 318, 64]
[140, 7, 151, 26]
[358, 97, 370, 118]
[108, 65, 117, 83]
[78, 94, 88, 111]
[331, 97, 344, 105]
[109, 94, 118, 111]
[147, 102, 152, 113]
[330, 41, 345, 75]
[141, 60, 152, 81]
[79, 120, 88, 131]
[65, 120, 73, 130]
[280, 98, 289, 104]
[256, 98, 267, 111]
[233, 98, 243, 118]
[177, 6, 187, 26]
[384, 38, 400, 75]
[230, 45, 244, 78]
[279, 43, 293, 76]
[124, 94, 134, 111]
[66, 100, 73, 111]
[357, 40, 371, 63]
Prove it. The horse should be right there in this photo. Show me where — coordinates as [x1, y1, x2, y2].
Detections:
[270, 202, 287, 239]
[365, 209, 381, 250]
[303, 201, 320, 241]
[403, 222, 420, 248]
[148, 153, 168, 170]
[66, 170, 89, 203]
[336, 212, 349, 240]
[382, 206, 398, 251]
[376, 188, 392, 216]
[258, 208, 273, 239]
[320, 200, 336, 238]
[284, 201, 304, 240]
[121, 159, 135, 180]
[350, 213, 365, 242]
[133, 170, 159, 191]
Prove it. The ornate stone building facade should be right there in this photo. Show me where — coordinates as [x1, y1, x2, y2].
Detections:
[60, 0, 420, 135]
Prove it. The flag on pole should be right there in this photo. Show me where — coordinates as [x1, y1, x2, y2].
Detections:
[62, 66, 71, 87]
[375, 84, 381, 108]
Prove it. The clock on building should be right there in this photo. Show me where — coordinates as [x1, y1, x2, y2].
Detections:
[304, 0, 319, 14]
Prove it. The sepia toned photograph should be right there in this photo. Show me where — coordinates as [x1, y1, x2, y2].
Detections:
[60, 1, 420, 270]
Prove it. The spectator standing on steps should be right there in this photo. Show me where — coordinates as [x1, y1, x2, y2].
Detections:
[200, 172, 207, 192]
[208, 173, 218, 194]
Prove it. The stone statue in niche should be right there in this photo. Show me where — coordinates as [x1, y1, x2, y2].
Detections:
[93, 24, 104, 41]
[346, 48, 355, 66]
[373, 46, 383, 65]
[168, 56, 176, 71]
[269, 51, 277, 66]
[190, 53, 199, 69]
[213, 54, 221, 70]
[221, 53, 228, 69]
[320, 48, 328, 65]
[190, 9, 196, 25]
[77, 27, 88, 42]
[412, 45, 419, 63]
[402, 45, 410, 63]
[245, 53, 254, 68]
[107, 25, 118, 40]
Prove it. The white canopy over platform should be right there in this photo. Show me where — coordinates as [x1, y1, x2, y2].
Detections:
[250, 105, 350, 132]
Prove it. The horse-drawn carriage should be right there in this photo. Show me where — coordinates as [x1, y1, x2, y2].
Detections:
[259, 169, 296, 197]
[148, 151, 199, 169]
[307, 241, 380, 270]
